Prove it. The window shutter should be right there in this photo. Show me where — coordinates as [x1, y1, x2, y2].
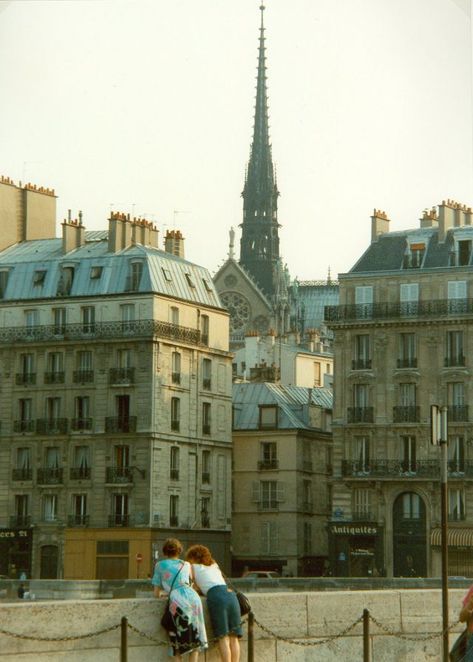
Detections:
[251, 482, 261, 502]
[276, 482, 285, 503]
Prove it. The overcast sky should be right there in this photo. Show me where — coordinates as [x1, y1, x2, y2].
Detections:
[0, 0, 471, 280]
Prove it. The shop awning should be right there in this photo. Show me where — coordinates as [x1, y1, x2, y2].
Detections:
[431, 528, 473, 547]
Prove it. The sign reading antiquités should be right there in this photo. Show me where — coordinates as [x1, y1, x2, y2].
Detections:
[330, 524, 379, 536]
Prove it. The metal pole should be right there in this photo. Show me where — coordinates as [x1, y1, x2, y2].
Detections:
[247, 611, 254, 662]
[440, 406, 449, 662]
[120, 616, 128, 662]
[363, 608, 370, 662]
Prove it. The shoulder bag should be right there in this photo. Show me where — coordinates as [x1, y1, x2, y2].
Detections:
[160, 562, 184, 631]
[222, 571, 252, 617]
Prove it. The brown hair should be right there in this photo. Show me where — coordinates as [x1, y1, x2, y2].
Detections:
[186, 544, 215, 566]
[162, 538, 183, 558]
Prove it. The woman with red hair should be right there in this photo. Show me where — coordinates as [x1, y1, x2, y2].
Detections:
[186, 545, 242, 662]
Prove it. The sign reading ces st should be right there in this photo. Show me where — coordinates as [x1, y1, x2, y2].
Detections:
[0, 529, 31, 540]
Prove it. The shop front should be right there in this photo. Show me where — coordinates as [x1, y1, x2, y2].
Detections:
[328, 522, 384, 577]
[0, 527, 33, 578]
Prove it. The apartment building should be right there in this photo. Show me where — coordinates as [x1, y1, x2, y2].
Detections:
[0, 178, 233, 579]
[325, 202, 473, 578]
[232, 382, 332, 577]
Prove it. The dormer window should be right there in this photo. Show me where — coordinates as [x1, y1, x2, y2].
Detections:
[57, 266, 75, 296]
[90, 266, 103, 279]
[259, 405, 278, 430]
[162, 268, 172, 282]
[185, 273, 195, 288]
[202, 279, 213, 292]
[458, 240, 471, 266]
[126, 261, 143, 291]
[0, 270, 9, 298]
[403, 243, 425, 269]
[33, 270, 47, 286]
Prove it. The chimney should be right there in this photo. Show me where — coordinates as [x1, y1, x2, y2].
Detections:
[164, 230, 185, 258]
[371, 209, 390, 243]
[420, 207, 438, 228]
[131, 218, 160, 248]
[108, 212, 133, 253]
[62, 214, 85, 254]
[438, 199, 456, 242]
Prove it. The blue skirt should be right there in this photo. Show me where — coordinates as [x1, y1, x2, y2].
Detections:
[206, 585, 243, 639]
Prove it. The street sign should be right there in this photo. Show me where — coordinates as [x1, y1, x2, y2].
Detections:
[136, 553, 143, 563]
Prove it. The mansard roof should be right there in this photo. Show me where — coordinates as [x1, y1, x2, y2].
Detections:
[0, 233, 221, 307]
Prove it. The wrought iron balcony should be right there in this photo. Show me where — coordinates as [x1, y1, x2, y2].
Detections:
[71, 417, 93, 431]
[201, 515, 210, 528]
[301, 460, 313, 472]
[105, 466, 133, 484]
[444, 355, 466, 367]
[201, 472, 211, 484]
[342, 459, 473, 479]
[105, 416, 137, 433]
[347, 407, 374, 424]
[325, 298, 473, 324]
[68, 514, 90, 527]
[44, 371, 65, 384]
[12, 468, 32, 481]
[108, 514, 129, 527]
[171, 420, 180, 432]
[448, 405, 469, 422]
[203, 378, 211, 390]
[70, 467, 91, 480]
[351, 358, 372, 370]
[37, 467, 63, 484]
[172, 372, 181, 385]
[170, 469, 179, 480]
[0, 319, 203, 346]
[258, 459, 279, 470]
[258, 502, 279, 511]
[109, 367, 135, 384]
[9, 515, 31, 527]
[36, 418, 68, 434]
[16, 373, 36, 386]
[73, 370, 94, 383]
[393, 406, 420, 423]
[397, 358, 417, 369]
[202, 424, 211, 435]
[13, 420, 35, 433]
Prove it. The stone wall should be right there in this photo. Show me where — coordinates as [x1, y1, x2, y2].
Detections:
[0, 589, 467, 661]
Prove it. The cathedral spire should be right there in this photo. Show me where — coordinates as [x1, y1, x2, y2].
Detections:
[240, 2, 280, 297]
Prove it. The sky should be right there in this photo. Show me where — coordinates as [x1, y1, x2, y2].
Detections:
[0, 0, 472, 281]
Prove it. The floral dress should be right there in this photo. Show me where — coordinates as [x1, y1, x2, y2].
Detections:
[152, 558, 208, 657]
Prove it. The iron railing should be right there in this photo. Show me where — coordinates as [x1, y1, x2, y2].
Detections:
[12, 468, 33, 481]
[108, 514, 129, 527]
[342, 459, 473, 478]
[73, 370, 94, 383]
[13, 420, 35, 433]
[393, 406, 420, 423]
[258, 460, 279, 470]
[70, 467, 91, 480]
[109, 367, 135, 384]
[105, 417, 137, 433]
[170, 469, 179, 480]
[36, 418, 68, 434]
[71, 418, 93, 431]
[37, 467, 64, 484]
[171, 372, 181, 385]
[16, 373, 36, 386]
[347, 407, 374, 423]
[352, 359, 372, 370]
[105, 466, 133, 483]
[44, 371, 65, 384]
[68, 514, 90, 527]
[325, 298, 473, 323]
[202, 378, 211, 390]
[448, 405, 469, 422]
[397, 358, 417, 369]
[9, 515, 31, 527]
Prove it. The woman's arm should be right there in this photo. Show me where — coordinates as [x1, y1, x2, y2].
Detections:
[153, 586, 162, 598]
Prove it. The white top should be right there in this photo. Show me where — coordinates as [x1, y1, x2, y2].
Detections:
[191, 563, 226, 596]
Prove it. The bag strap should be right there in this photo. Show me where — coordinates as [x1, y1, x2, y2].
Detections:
[168, 561, 184, 595]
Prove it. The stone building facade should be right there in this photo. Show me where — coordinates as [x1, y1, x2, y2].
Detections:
[326, 201, 473, 578]
[0, 178, 233, 579]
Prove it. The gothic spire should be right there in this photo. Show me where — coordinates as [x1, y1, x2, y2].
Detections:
[240, 2, 280, 297]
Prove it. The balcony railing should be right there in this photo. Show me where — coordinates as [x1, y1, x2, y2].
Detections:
[172, 372, 181, 385]
[325, 298, 473, 324]
[10, 515, 31, 527]
[448, 405, 469, 422]
[68, 514, 90, 527]
[393, 406, 420, 423]
[13, 420, 35, 433]
[37, 467, 63, 484]
[170, 469, 179, 480]
[301, 460, 313, 472]
[171, 420, 180, 432]
[36, 418, 68, 434]
[445, 355, 466, 367]
[258, 459, 279, 470]
[109, 367, 135, 384]
[108, 514, 129, 527]
[397, 358, 417, 369]
[44, 371, 65, 384]
[105, 416, 137, 433]
[342, 459, 473, 479]
[16, 373, 36, 386]
[351, 358, 372, 370]
[73, 370, 94, 383]
[202, 424, 211, 435]
[70, 467, 91, 480]
[71, 418, 93, 431]
[202, 472, 210, 484]
[106, 466, 133, 484]
[347, 407, 374, 424]
[12, 468, 33, 481]
[201, 515, 210, 529]
[0, 319, 203, 346]
[203, 378, 211, 390]
[258, 502, 279, 511]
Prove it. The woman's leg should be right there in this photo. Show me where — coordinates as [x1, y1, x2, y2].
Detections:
[188, 651, 199, 662]
[229, 635, 240, 662]
[217, 635, 232, 662]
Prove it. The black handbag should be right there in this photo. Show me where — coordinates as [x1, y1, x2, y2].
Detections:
[235, 590, 251, 616]
[450, 628, 467, 662]
[160, 563, 183, 632]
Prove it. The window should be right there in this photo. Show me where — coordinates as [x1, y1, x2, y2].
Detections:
[448, 281, 467, 300]
[116, 394, 131, 428]
[446, 330, 464, 367]
[162, 268, 172, 282]
[201, 497, 210, 528]
[43, 494, 58, 522]
[120, 304, 135, 331]
[81, 306, 95, 333]
[449, 489, 465, 521]
[202, 279, 213, 292]
[458, 241, 471, 266]
[353, 335, 371, 370]
[303, 522, 312, 554]
[18, 398, 32, 429]
[170, 495, 179, 526]
[25, 309, 38, 334]
[313, 362, 321, 385]
[15, 448, 31, 480]
[353, 488, 371, 520]
[112, 494, 128, 526]
[46, 397, 61, 422]
[353, 436, 369, 473]
[74, 396, 91, 430]
[114, 445, 130, 469]
[14, 494, 29, 525]
[0, 270, 9, 298]
[75, 350, 93, 383]
[353, 383, 369, 408]
[259, 405, 278, 430]
[72, 446, 90, 479]
[403, 243, 425, 269]
[71, 494, 88, 525]
[170, 446, 180, 480]
[202, 358, 211, 389]
[202, 449, 211, 484]
[202, 402, 211, 435]
[302, 480, 312, 511]
[171, 397, 180, 431]
[400, 283, 419, 313]
[170, 306, 179, 326]
[185, 273, 195, 288]
[350, 384, 372, 421]
[46, 352, 64, 383]
[398, 333, 416, 368]
[18, 353, 35, 386]
[53, 308, 66, 335]
[200, 314, 209, 345]
[127, 261, 143, 291]
[261, 481, 278, 509]
[90, 266, 103, 279]
[402, 493, 421, 519]
[259, 442, 277, 469]
[172, 352, 181, 384]
[260, 521, 277, 554]
[395, 383, 418, 422]
[448, 382, 466, 422]
[355, 286, 373, 318]
[33, 270, 47, 286]
[449, 436, 465, 474]
[401, 435, 416, 473]
[117, 349, 132, 369]
[57, 266, 75, 295]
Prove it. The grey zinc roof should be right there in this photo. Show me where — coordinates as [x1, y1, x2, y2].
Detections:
[296, 283, 339, 329]
[0, 237, 222, 307]
[232, 382, 333, 431]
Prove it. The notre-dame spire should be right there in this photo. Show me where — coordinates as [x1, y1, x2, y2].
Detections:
[240, 2, 280, 297]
